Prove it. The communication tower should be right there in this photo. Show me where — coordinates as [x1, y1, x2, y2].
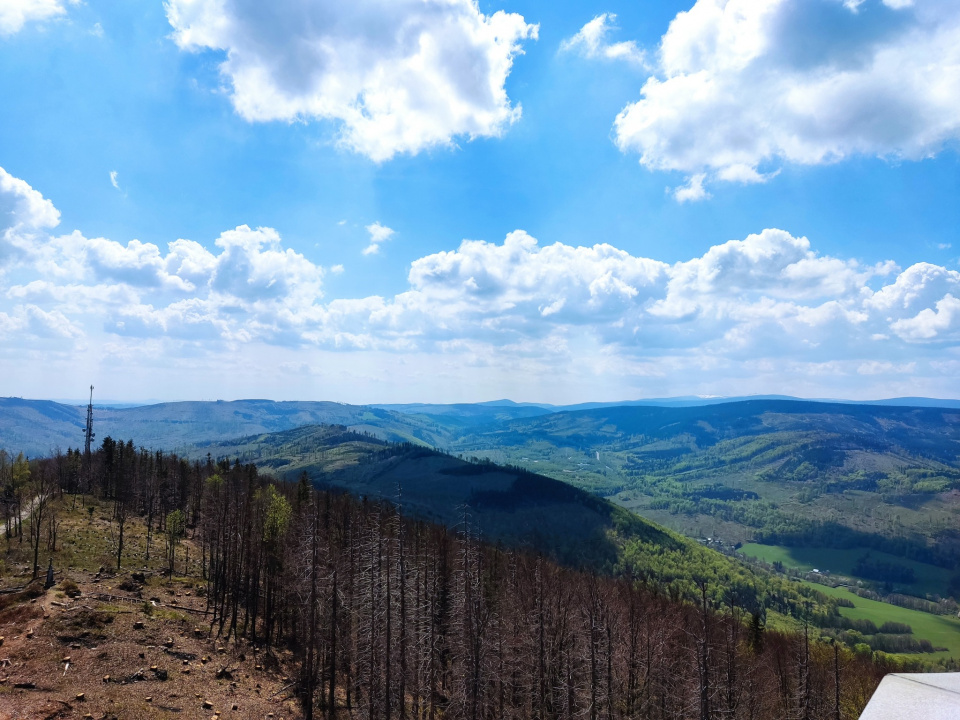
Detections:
[83, 385, 95, 456]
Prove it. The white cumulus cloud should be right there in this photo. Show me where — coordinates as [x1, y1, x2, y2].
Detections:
[363, 222, 395, 256]
[0, 166, 61, 269]
[4, 165, 960, 398]
[560, 14, 647, 66]
[613, 0, 960, 197]
[0, 166, 60, 231]
[890, 294, 960, 341]
[165, 0, 538, 162]
[0, 0, 73, 36]
[672, 173, 709, 203]
[1, 166, 331, 350]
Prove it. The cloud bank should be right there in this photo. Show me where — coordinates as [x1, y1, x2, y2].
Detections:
[610, 0, 960, 197]
[165, 0, 538, 162]
[2, 167, 959, 400]
[0, 0, 73, 36]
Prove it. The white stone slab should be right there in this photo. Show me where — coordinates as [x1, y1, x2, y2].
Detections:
[860, 673, 960, 720]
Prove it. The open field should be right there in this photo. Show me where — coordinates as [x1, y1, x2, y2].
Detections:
[742, 543, 954, 598]
[805, 582, 960, 660]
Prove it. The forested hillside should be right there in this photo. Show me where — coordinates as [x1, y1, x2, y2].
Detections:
[5, 396, 960, 644]
[195, 424, 845, 620]
[0, 397, 448, 457]
[184, 423, 960, 659]
[0, 439, 920, 719]
[448, 401, 960, 600]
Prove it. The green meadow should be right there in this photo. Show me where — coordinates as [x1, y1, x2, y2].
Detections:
[805, 582, 960, 660]
[742, 543, 953, 598]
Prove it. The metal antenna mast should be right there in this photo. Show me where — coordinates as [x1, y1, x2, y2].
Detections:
[83, 385, 95, 456]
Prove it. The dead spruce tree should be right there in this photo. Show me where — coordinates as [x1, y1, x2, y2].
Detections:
[1, 439, 898, 720]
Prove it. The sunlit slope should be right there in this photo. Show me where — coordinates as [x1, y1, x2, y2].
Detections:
[449, 400, 960, 595]
[456, 400, 960, 460]
[372, 400, 555, 428]
[0, 397, 87, 455]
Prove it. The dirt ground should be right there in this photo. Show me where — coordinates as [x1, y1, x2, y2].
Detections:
[0, 530, 304, 720]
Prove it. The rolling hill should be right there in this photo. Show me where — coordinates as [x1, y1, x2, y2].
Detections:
[447, 400, 960, 598]
[4, 394, 960, 600]
[195, 422, 960, 658]
[6, 392, 960, 657]
[193, 423, 679, 570]
[0, 397, 453, 457]
[196, 423, 842, 620]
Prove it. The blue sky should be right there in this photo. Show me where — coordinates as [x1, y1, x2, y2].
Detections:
[1, 0, 959, 404]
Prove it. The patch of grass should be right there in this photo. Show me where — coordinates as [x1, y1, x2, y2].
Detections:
[804, 582, 960, 659]
[1, 496, 199, 583]
[153, 608, 189, 623]
[742, 543, 952, 597]
[94, 603, 125, 613]
[765, 608, 803, 634]
[51, 607, 115, 645]
[0, 578, 45, 613]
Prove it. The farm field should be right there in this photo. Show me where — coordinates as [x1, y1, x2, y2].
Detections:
[741, 543, 954, 598]
[805, 582, 960, 660]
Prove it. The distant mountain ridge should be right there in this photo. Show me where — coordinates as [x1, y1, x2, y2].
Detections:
[30, 393, 960, 412]
[3, 393, 960, 458]
[0, 397, 445, 457]
[455, 399, 960, 458]
[377, 394, 960, 414]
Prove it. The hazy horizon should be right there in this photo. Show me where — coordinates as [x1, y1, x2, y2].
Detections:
[13, 392, 960, 410]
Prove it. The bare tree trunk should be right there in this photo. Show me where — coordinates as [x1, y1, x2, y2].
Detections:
[697, 579, 711, 720]
[304, 501, 320, 720]
[328, 568, 338, 720]
[386, 519, 393, 720]
[834, 641, 842, 720]
[399, 514, 408, 720]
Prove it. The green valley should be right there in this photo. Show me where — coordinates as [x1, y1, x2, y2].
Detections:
[4, 395, 960, 665]
[442, 401, 960, 595]
[189, 421, 960, 664]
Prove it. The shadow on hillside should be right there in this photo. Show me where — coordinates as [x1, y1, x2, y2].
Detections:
[310, 447, 681, 574]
